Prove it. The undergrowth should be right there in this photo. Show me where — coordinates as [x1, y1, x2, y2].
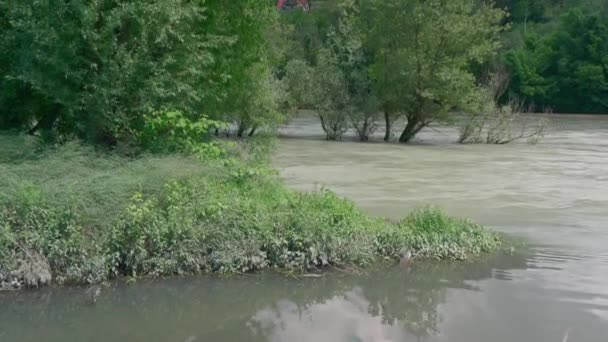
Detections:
[0, 133, 501, 288]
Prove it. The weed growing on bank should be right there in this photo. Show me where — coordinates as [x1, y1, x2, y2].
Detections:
[0, 133, 501, 289]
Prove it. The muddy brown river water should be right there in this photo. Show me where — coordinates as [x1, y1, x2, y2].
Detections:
[1, 114, 608, 342]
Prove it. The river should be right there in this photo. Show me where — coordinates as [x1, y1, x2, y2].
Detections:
[1, 114, 608, 341]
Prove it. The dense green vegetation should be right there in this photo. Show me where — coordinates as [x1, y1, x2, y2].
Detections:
[8, 0, 601, 288]
[280, 0, 607, 141]
[283, 0, 507, 142]
[2, 1, 605, 145]
[0, 0, 286, 144]
[502, 1, 608, 113]
[0, 133, 501, 288]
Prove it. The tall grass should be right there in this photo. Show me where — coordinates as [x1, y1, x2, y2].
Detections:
[0, 136, 219, 231]
[0, 133, 502, 288]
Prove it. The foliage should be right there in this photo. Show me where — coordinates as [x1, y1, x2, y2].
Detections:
[312, 50, 353, 140]
[0, 133, 502, 287]
[495, 0, 608, 24]
[510, 0, 547, 25]
[137, 109, 225, 158]
[0, 198, 102, 286]
[505, 9, 608, 113]
[0, 0, 222, 143]
[284, 59, 317, 108]
[286, 0, 505, 143]
[211, 2, 292, 137]
[279, 1, 340, 66]
[400, 207, 501, 260]
[364, 0, 507, 143]
[458, 73, 548, 144]
[328, 0, 380, 141]
[284, 52, 351, 141]
[230, 65, 289, 137]
[0, 1, 287, 143]
[283, 0, 381, 141]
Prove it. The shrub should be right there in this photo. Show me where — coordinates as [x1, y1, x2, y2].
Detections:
[400, 207, 501, 260]
[137, 109, 225, 158]
[0, 198, 99, 286]
[0, 134, 502, 288]
[107, 191, 206, 277]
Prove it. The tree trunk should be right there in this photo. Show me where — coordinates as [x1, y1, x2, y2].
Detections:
[319, 114, 330, 140]
[237, 125, 246, 137]
[359, 119, 369, 141]
[29, 104, 60, 135]
[248, 126, 257, 137]
[383, 110, 391, 142]
[399, 116, 425, 143]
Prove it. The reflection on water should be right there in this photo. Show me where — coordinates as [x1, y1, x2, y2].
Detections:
[274, 114, 608, 341]
[2, 114, 608, 341]
[249, 255, 529, 342]
[0, 254, 528, 342]
[249, 288, 413, 342]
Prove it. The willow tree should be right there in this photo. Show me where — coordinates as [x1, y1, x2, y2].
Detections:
[327, 0, 379, 141]
[206, 1, 291, 137]
[365, 0, 506, 143]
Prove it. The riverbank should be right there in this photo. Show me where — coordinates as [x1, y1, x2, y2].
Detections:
[0, 133, 502, 290]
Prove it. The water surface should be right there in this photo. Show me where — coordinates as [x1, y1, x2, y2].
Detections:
[2, 114, 608, 341]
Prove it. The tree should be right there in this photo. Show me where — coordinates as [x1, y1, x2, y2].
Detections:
[512, 0, 547, 30]
[506, 9, 608, 113]
[327, 0, 379, 141]
[0, 1, 284, 143]
[231, 64, 287, 137]
[311, 49, 352, 141]
[279, 0, 340, 66]
[0, 0, 233, 143]
[284, 56, 350, 141]
[458, 72, 548, 145]
[366, 0, 506, 143]
[363, 0, 406, 141]
[283, 0, 381, 141]
[213, 2, 291, 137]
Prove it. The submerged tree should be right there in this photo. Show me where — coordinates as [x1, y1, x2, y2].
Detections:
[327, 0, 380, 141]
[231, 64, 287, 137]
[283, 0, 378, 141]
[458, 71, 548, 145]
[311, 50, 352, 141]
[213, 1, 292, 137]
[365, 0, 506, 143]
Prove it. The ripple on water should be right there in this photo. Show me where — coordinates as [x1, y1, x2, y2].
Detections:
[273, 114, 608, 341]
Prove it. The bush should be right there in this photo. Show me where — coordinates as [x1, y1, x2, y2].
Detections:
[137, 109, 225, 158]
[400, 208, 501, 260]
[104, 180, 501, 276]
[459, 73, 548, 145]
[0, 199, 99, 286]
[0, 134, 502, 288]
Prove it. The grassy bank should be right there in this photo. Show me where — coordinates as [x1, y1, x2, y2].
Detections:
[0, 134, 501, 289]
